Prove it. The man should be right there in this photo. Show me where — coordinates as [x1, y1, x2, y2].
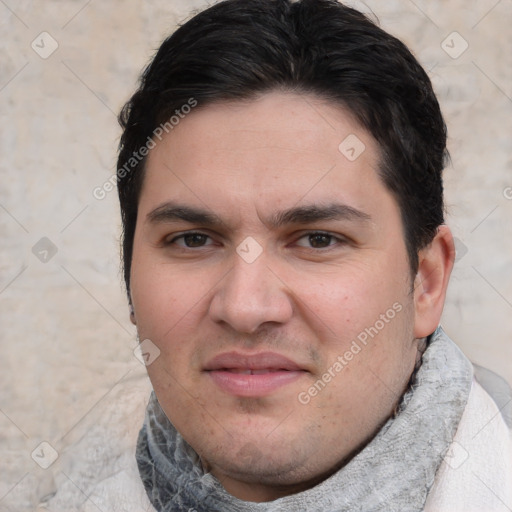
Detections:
[46, 0, 512, 510]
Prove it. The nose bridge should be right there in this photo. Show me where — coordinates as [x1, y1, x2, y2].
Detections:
[209, 247, 293, 333]
[230, 253, 271, 301]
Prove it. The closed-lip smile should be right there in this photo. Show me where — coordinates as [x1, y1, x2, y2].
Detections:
[204, 351, 307, 397]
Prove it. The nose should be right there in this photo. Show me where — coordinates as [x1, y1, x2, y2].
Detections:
[208, 251, 294, 334]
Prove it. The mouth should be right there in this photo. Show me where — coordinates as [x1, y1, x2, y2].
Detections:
[217, 369, 290, 374]
[204, 351, 307, 397]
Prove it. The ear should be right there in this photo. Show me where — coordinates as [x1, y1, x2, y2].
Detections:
[413, 225, 455, 338]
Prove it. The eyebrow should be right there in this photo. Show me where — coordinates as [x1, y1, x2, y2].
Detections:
[146, 201, 372, 229]
[147, 203, 221, 226]
[269, 203, 372, 227]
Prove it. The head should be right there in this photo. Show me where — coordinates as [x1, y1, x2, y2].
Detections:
[117, 0, 455, 502]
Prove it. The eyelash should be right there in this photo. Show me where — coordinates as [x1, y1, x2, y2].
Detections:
[166, 231, 347, 250]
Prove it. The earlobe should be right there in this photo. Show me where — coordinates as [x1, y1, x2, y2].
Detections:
[129, 303, 137, 325]
[413, 225, 455, 338]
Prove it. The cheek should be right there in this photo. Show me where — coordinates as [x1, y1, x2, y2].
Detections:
[130, 253, 208, 341]
[293, 265, 394, 337]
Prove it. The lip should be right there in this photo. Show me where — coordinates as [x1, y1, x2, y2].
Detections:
[204, 351, 303, 372]
[204, 351, 307, 397]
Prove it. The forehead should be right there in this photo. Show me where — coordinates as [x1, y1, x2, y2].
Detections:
[139, 91, 395, 225]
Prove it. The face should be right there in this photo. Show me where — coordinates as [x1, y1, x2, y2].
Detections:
[130, 91, 424, 501]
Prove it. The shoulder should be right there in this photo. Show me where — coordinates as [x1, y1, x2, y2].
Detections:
[41, 372, 156, 512]
[424, 373, 512, 512]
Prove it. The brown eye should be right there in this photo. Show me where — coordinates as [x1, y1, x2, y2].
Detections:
[295, 232, 342, 249]
[169, 232, 212, 248]
[308, 233, 333, 248]
[183, 233, 208, 247]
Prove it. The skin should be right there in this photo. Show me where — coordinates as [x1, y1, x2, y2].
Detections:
[129, 91, 455, 502]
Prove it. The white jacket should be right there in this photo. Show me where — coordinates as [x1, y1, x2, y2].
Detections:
[425, 373, 512, 511]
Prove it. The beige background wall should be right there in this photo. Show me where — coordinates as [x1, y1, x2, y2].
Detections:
[1, 0, 511, 509]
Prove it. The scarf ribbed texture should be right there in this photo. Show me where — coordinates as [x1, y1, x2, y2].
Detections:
[136, 327, 473, 511]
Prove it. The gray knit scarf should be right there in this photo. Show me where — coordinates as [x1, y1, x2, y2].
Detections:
[136, 327, 473, 511]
